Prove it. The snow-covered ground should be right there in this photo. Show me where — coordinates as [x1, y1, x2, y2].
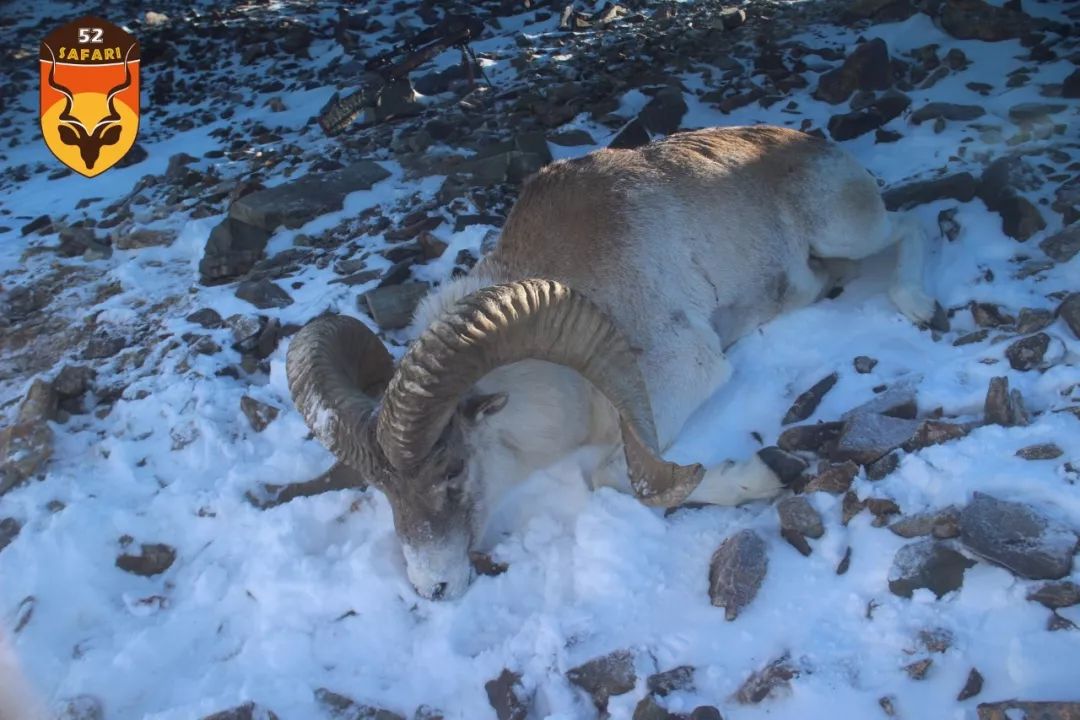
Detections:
[1, 1, 1079, 719]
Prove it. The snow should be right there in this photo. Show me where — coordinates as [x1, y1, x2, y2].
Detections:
[2, 1, 1079, 719]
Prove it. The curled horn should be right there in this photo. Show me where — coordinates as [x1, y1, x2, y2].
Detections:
[96, 43, 134, 131]
[42, 42, 84, 130]
[376, 279, 704, 507]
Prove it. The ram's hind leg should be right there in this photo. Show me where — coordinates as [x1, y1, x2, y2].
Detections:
[884, 211, 937, 325]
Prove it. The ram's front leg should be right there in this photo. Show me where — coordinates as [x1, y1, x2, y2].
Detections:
[684, 453, 783, 506]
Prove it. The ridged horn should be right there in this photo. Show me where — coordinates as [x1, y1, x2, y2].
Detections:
[286, 314, 395, 474]
[375, 279, 704, 507]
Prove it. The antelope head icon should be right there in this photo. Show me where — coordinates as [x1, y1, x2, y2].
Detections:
[43, 42, 134, 171]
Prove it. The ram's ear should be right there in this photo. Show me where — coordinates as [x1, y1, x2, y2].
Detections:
[459, 393, 508, 424]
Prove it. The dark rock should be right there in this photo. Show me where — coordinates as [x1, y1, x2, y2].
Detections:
[901, 421, 970, 452]
[960, 493, 1078, 580]
[954, 329, 989, 346]
[0, 517, 21, 553]
[781, 527, 812, 556]
[905, 658, 933, 680]
[231, 162, 390, 232]
[116, 543, 177, 576]
[1040, 224, 1080, 263]
[1016, 443, 1062, 460]
[0, 420, 53, 494]
[984, 376, 1029, 427]
[199, 218, 272, 283]
[814, 38, 891, 104]
[639, 87, 687, 136]
[957, 668, 984, 701]
[757, 447, 807, 485]
[240, 396, 279, 432]
[888, 539, 975, 598]
[777, 496, 824, 539]
[783, 372, 838, 424]
[187, 308, 224, 329]
[363, 284, 429, 330]
[1005, 333, 1050, 371]
[1028, 581, 1080, 609]
[53, 365, 95, 399]
[804, 461, 860, 494]
[842, 382, 918, 421]
[485, 670, 528, 720]
[567, 650, 636, 709]
[1058, 293, 1080, 340]
[246, 463, 366, 510]
[883, 173, 977, 210]
[940, 0, 1027, 41]
[21, 214, 51, 236]
[834, 413, 920, 465]
[610, 118, 651, 149]
[1047, 613, 1078, 632]
[1016, 308, 1053, 335]
[919, 627, 955, 653]
[777, 422, 843, 454]
[971, 302, 1014, 327]
[1063, 70, 1080, 99]
[734, 654, 798, 704]
[549, 129, 596, 146]
[867, 451, 901, 481]
[976, 701, 1080, 720]
[939, 208, 961, 241]
[469, 551, 508, 577]
[82, 335, 125, 360]
[719, 7, 746, 29]
[827, 92, 911, 141]
[843, 0, 916, 22]
[880, 696, 897, 717]
[999, 195, 1045, 241]
[910, 103, 985, 124]
[854, 356, 878, 374]
[201, 702, 280, 720]
[709, 530, 767, 620]
[115, 228, 174, 250]
[1009, 103, 1066, 124]
[889, 507, 961, 539]
[646, 666, 694, 697]
[235, 279, 293, 310]
[632, 696, 678, 720]
[690, 707, 723, 720]
[314, 688, 404, 720]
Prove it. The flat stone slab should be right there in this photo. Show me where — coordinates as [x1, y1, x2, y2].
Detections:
[960, 493, 1078, 580]
[888, 539, 974, 598]
[230, 161, 391, 231]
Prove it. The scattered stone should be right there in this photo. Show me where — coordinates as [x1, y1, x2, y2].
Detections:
[1058, 293, 1080, 340]
[115, 543, 177, 577]
[363, 283, 429, 330]
[889, 507, 961, 539]
[199, 218, 273, 283]
[1040, 224, 1080, 263]
[804, 461, 860, 494]
[777, 496, 824, 539]
[1047, 613, 1078, 632]
[1, 380, 59, 494]
[459, 133, 552, 184]
[314, 688, 404, 720]
[940, 0, 1027, 42]
[954, 329, 988, 346]
[854, 356, 878, 374]
[187, 308, 224, 329]
[867, 451, 901, 481]
[938, 208, 961, 241]
[610, 117, 651, 149]
[734, 654, 797, 704]
[814, 38, 891, 104]
[960, 493, 1079, 580]
[879, 695, 897, 717]
[82, 335, 125, 360]
[888, 539, 975, 598]
[901, 420, 970, 452]
[977, 701, 1080, 720]
[235, 279, 293, 310]
[783, 372, 838, 424]
[246, 463, 366, 510]
[918, 627, 954, 653]
[1027, 581, 1080, 609]
[1016, 443, 1063, 460]
[1009, 103, 1067, 124]
[836, 546, 852, 575]
[833, 413, 920, 465]
[971, 302, 1014, 327]
[883, 172, 977, 210]
[709, 529, 768, 620]
[567, 650, 636, 709]
[114, 228, 175, 250]
[827, 92, 911, 141]
[1005, 333, 1049, 371]
[843, 0, 917, 22]
[1064, 70, 1080, 100]
[984, 376, 1029, 427]
[21, 214, 51, 236]
[910, 103, 985, 124]
[957, 668, 984, 701]
[201, 702, 280, 720]
[904, 658, 933, 680]
[0, 517, 21, 553]
[757, 446, 808, 485]
[632, 696, 678, 720]
[639, 86, 688, 136]
[240, 396, 279, 432]
[718, 7, 746, 29]
[646, 666, 694, 697]
[1016, 308, 1053, 335]
[777, 422, 843, 454]
[548, 129, 596, 146]
[485, 670, 528, 720]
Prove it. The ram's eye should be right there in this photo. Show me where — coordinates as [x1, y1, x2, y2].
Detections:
[445, 459, 465, 483]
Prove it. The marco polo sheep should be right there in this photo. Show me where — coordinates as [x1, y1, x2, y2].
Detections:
[286, 125, 938, 600]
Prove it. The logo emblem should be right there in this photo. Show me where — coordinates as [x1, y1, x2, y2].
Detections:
[40, 17, 140, 177]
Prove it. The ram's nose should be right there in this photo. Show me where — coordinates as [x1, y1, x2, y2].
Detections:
[429, 582, 448, 600]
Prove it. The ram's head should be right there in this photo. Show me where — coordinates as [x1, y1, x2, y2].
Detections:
[287, 279, 703, 599]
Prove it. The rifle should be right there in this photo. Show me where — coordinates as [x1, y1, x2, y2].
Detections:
[319, 13, 486, 137]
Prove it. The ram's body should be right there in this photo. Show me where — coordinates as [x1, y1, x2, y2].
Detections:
[288, 125, 935, 599]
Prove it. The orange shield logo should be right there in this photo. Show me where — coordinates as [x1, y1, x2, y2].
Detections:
[40, 17, 140, 178]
